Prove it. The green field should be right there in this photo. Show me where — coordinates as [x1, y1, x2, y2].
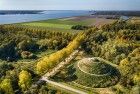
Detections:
[22, 22, 73, 29]
[22, 17, 94, 27]
[21, 21, 82, 33]
[36, 18, 96, 25]
[21, 16, 115, 32]
[20, 17, 94, 33]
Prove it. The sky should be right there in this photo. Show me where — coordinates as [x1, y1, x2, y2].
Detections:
[0, 0, 140, 10]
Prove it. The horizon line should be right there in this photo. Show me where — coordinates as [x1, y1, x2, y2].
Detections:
[0, 9, 140, 11]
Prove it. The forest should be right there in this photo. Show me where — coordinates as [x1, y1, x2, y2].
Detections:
[0, 19, 140, 94]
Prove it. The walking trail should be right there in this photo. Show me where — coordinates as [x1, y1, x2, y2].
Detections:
[40, 50, 87, 94]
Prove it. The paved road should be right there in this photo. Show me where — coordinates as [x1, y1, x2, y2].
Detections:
[41, 77, 87, 94]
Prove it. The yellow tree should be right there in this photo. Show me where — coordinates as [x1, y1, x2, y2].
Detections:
[18, 70, 32, 91]
[133, 72, 140, 85]
[37, 61, 48, 74]
[36, 32, 86, 74]
[0, 79, 14, 94]
[119, 58, 130, 75]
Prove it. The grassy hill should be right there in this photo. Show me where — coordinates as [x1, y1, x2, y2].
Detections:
[74, 57, 120, 88]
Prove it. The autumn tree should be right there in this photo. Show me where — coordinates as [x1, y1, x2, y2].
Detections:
[18, 70, 32, 91]
[133, 72, 140, 85]
[36, 32, 85, 74]
[119, 48, 140, 87]
[0, 79, 14, 94]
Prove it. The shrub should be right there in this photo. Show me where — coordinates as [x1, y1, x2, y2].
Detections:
[21, 51, 37, 59]
[71, 25, 90, 30]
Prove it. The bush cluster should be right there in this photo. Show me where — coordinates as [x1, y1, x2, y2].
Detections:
[71, 25, 90, 30]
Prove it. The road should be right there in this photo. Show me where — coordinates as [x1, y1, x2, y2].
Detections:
[34, 51, 116, 94]
[44, 50, 79, 78]
[40, 50, 87, 94]
[41, 77, 87, 94]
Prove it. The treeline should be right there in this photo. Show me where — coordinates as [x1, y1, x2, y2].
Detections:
[36, 32, 85, 74]
[71, 25, 92, 30]
[94, 11, 140, 16]
[0, 25, 74, 61]
[101, 20, 140, 32]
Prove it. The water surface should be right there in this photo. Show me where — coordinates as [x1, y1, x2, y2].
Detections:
[0, 10, 89, 24]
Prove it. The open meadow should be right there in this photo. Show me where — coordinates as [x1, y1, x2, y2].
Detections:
[21, 15, 116, 30]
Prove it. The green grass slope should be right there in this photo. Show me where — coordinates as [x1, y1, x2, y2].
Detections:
[75, 57, 120, 88]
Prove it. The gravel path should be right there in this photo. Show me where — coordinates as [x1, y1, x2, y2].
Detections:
[40, 50, 88, 94]
[44, 50, 79, 78]
[41, 77, 87, 94]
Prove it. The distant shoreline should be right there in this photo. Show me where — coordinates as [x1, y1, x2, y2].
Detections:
[0, 10, 139, 25]
[0, 10, 90, 24]
[0, 10, 43, 15]
[0, 10, 140, 16]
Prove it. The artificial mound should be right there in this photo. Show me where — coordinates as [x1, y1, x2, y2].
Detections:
[75, 57, 120, 88]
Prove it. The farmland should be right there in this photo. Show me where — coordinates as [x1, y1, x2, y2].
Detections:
[21, 15, 116, 30]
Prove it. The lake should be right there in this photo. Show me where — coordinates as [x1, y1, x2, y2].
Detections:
[0, 10, 90, 24]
